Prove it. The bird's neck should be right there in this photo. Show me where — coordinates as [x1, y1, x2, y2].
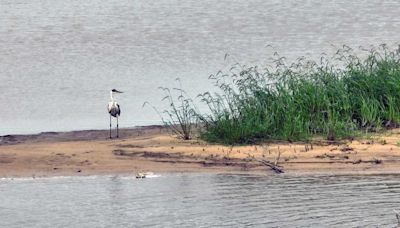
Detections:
[110, 91, 114, 102]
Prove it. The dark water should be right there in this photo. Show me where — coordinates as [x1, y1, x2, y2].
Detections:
[1, 173, 399, 227]
[1, 0, 400, 135]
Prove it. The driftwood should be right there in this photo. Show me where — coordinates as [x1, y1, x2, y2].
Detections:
[395, 210, 400, 227]
[246, 150, 284, 174]
[255, 158, 284, 174]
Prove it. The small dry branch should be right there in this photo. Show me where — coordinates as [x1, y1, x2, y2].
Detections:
[246, 150, 284, 174]
[258, 158, 284, 174]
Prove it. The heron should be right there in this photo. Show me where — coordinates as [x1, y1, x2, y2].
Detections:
[108, 89, 123, 138]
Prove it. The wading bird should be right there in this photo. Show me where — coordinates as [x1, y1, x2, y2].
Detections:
[108, 89, 123, 138]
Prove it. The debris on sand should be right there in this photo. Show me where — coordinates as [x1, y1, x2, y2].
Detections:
[136, 172, 156, 179]
[339, 145, 354, 152]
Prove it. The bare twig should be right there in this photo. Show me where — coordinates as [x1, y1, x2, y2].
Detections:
[274, 148, 281, 166]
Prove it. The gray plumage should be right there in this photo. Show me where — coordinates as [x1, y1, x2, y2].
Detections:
[108, 89, 123, 138]
[108, 103, 120, 117]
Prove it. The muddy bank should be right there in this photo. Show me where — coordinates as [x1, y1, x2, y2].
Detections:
[1, 126, 400, 177]
[0, 126, 165, 145]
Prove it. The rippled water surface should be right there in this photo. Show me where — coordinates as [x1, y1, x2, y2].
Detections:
[1, 173, 400, 227]
[1, 0, 400, 134]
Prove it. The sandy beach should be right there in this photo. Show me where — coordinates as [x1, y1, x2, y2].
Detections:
[1, 125, 400, 177]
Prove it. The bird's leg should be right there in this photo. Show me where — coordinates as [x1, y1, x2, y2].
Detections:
[117, 116, 119, 138]
[109, 115, 112, 139]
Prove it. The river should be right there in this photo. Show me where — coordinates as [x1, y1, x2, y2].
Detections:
[1, 0, 400, 135]
[1, 173, 399, 227]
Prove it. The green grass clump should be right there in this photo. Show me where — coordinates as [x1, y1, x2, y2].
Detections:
[196, 45, 400, 144]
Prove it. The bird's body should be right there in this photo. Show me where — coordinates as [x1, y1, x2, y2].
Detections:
[108, 101, 120, 117]
[108, 89, 123, 138]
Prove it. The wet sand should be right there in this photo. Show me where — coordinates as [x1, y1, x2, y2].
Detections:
[1, 126, 400, 177]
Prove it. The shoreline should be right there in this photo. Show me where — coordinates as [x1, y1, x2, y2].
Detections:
[1, 125, 400, 178]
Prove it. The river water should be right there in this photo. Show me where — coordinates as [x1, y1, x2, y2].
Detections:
[1, 0, 400, 135]
[1, 173, 399, 227]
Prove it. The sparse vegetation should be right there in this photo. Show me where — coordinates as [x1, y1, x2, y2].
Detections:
[378, 139, 387, 145]
[144, 79, 197, 140]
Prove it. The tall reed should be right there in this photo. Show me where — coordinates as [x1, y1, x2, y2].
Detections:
[196, 45, 400, 144]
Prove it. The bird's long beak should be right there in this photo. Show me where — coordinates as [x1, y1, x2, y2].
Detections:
[115, 90, 123, 93]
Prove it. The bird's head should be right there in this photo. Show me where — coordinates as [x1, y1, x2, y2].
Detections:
[111, 89, 123, 94]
